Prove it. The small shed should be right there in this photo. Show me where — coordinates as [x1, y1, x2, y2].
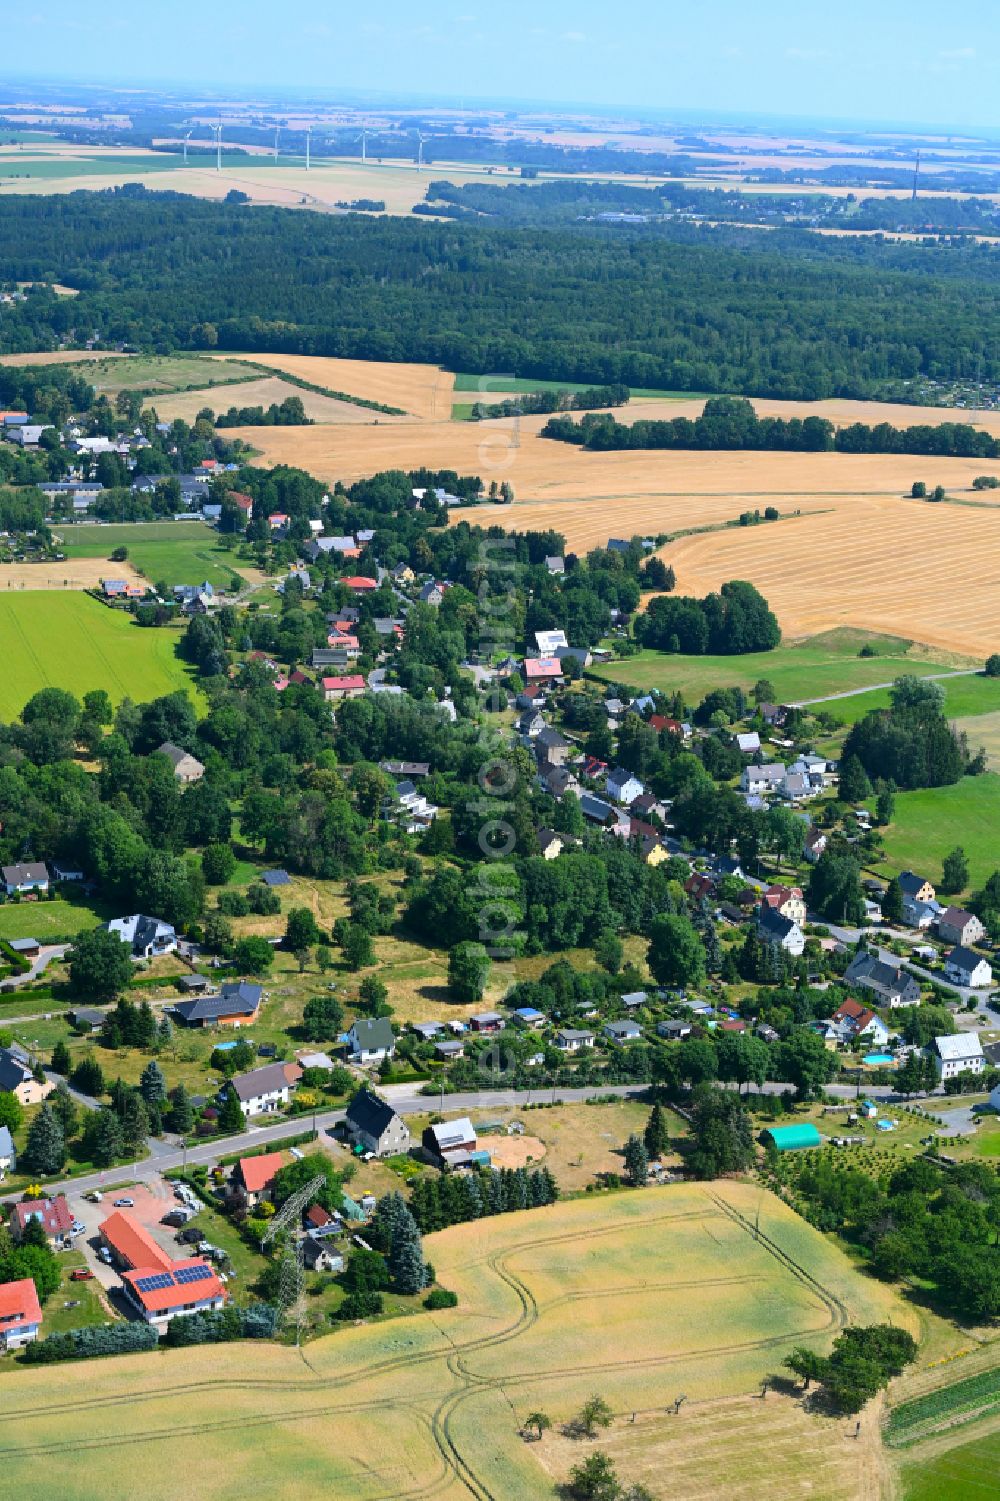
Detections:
[761, 1123, 822, 1153]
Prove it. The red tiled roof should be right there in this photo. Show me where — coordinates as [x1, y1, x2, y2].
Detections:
[833, 998, 876, 1030]
[524, 658, 563, 681]
[305, 1204, 331, 1228]
[228, 492, 253, 510]
[123, 1258, 225, 1314]
[99, 1210, 173, 1272]
[0, 1277, 41, 1330]
[236, 1151, 286, 1195]
[649, 715, 682, 734]
[342, 576, 377, 590]
[322, 675, 365, 691]
[12, 1195, 73, 1238]
[720, 1019, 747, 1032]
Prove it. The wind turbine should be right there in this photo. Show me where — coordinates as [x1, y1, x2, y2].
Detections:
[416, 130, 430, 170]
[356, 126, 370, 164]
[273, 121, 281, 161]
[214, 122, 223, 172]
[183, 129, 193, 166]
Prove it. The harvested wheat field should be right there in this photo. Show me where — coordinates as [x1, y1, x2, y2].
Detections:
[234, 415, 991, 501]
[221, 353, 454, 420]
[0, 1185, 912, 1501]
[0, 349, 131, 367]
[0, 558, 147, 591]
[664, 496, 1000, 658]
[622, 394, 1000, 436]
[150, 375, 397, 425]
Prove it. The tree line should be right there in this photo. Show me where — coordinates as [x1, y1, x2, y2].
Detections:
[543, 396, 1000, 459]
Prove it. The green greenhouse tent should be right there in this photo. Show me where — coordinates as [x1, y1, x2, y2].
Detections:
[761, 1124, 822, 1152]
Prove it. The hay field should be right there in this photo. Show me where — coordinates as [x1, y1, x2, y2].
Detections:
[663, 496, 1000, 658]
[234, 414, 990, 502]
[150, 375, 394, 425]
[0, 592, 197, 718]
[219, 353, 453, 419]
[0, 557, 146, 591]
[0, 1184, 911, 1501]
[0, 349, 131, 367]
[622, 394, 1000, 436]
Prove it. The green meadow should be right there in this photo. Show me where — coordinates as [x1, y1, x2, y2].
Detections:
[0, 592, 199, 720]
[873, 774, 1000, 892]
[590, 630, 957, 705]
[57, 521, 243, 591]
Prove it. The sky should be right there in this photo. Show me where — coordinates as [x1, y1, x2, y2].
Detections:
[4, 0, 1000, 131]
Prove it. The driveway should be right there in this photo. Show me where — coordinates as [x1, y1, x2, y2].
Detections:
[64, 1177, 182, 1294]
[0, 943, 70, 991]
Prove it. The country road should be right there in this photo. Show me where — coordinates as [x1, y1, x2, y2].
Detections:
[790, 668, 981, 709]
[0, 1077, 948, 1207]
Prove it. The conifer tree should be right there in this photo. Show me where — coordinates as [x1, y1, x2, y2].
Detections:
[23, 1103, 66, 1175]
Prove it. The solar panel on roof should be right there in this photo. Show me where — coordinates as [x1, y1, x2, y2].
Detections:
[175, 1263, 213, 1285]
[135, 1272, 174, 1293]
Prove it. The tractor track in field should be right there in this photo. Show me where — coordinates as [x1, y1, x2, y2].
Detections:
[0, 1192, 853, 1497]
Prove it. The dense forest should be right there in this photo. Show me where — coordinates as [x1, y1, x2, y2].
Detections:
[543, 396, 1000, 457]
[2, 190, 1000, 398]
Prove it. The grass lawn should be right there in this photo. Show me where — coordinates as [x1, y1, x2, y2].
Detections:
[57, 521, 245, 592]
[44, 1252, 113, 1335]
[873, 774, 1000, 892]
[590, 629, 956, 705]
[0, 593, 200, 719]
[0, 895, 105, 943]
[451, 373, 708, 399]
[824, 673, 1000, 725]
[171, 1188, 270, 1297]
[74, 354, 262, 398]
[901, 1430, 1000, 1500]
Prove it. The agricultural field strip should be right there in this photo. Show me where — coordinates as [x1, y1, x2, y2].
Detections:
[886, 1367, 1000, 1447]
[0, 1195, 844, 1487]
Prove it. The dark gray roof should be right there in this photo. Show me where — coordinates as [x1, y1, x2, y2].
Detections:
[898, 870, 929, 897]
[231, 1062, 293, 1102]
[260, 869, 290, 887]
[345, 1088, 398, 1138]
[174, 982, 262, 1024]
[0, 1049, 31, 1091]
[948, 945, 987, 973]
[758, 907, 797, 939]
[349, 1017, 395, 1051]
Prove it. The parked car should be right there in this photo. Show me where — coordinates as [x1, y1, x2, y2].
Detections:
[98, 1247, 112, 1264]
[69, 1268, 94, 1281]
[85, 1190, 103, 1203]
[71, 1220, 85, 1235]
[113, 1197, 134, 1208]
[177, 1227, 201, 1245]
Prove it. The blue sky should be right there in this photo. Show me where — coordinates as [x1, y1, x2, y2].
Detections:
[5, 0, 1000, 130]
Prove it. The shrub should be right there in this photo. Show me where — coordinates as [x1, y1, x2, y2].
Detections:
[424, 1287, 458, 1310]
[336, 1290, 383, 1320]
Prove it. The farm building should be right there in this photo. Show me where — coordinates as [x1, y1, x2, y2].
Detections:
[761, 1124, 822, 1152]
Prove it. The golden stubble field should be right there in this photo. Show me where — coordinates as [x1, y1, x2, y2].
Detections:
[150, 374, 401, 425]
[218, 353, 455, 420]
[0, 559, 147, 591]
[0, 1184, 913, 1501]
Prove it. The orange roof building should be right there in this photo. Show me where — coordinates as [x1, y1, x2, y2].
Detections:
[99, 1210, 173, 1272]
[0, 1277, 42, 1351]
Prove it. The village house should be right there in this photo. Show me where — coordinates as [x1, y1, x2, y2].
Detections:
[347, 1017, 396, 1065]
[155, 741, 205, 784]
[740, 763, 784, 797]
[555, 1028, 595, 1053]
[227, 1061, 302, 1117]
[0, 1126, 15, 1180]
[830, 998, 891, 1049]
[944, 946, 993, 989]
[172, 981, 263, 1029]
[0, 1049, 53, 1107]
[937, 907, 986, 948]
[422, 1118, 482, 1168]
[322, 674, 367, 702]
[227, 1151, 286, 1210]
[344, 1089, 411, 1158]
[930, 1033, 985, 1081]
[10, 1194, 74, 1249]
[470, 1012, 505, 1034]
[103, 913, 177, 959]
[757, 906, 805, 957]
[605, 1020, 643, 1044]
[803, 827, 828, 863]
[0, 1278, 41, 1352]
[523, 657, 564, 685]
[537, 828, 564, 860]
[606, 767, 644, 805]
[762, 884, 808, 925]
[1, 861, 49, 896]
[844, 952, 922, 1007]
[899, 871, 936, 906]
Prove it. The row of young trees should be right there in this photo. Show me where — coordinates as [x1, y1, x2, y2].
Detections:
[408, 1165, 560, 1232]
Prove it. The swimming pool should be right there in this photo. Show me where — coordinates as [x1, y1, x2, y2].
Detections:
[863, 1052, 894, 1066]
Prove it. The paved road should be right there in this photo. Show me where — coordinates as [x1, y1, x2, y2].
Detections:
[0, 1083, 651, 1204]
[790, 669, 980, 709]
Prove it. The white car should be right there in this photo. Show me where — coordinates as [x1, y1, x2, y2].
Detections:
[113, 1197, 134, 1208]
